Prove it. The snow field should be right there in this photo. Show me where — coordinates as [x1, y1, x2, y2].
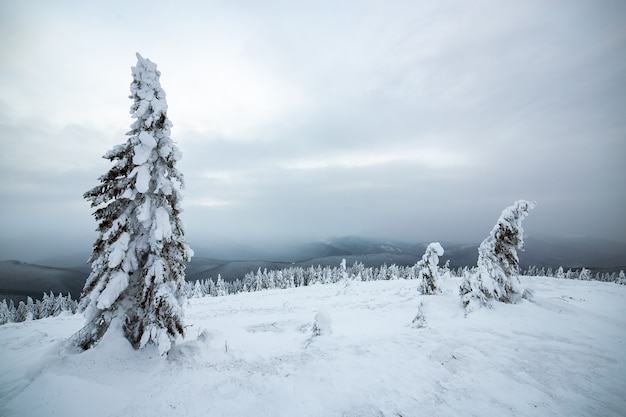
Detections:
[1, 276, 625, 417]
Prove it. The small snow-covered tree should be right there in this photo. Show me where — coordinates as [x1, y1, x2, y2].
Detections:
[411, 301, 426, 328]
[216, 275, 227, 297]
[76, 53, 192, 354]
[66, 293, 78, 314]
[206, 278, 217, 296]
[578, 268, 592, 281]
[6, 300, 15, 323]
[14, 301, 28, 323]
[460, 200, 536, 311]
[25, 296, 35, 320]
[190, 280, 203, 299]
[0, 299, 10, 325]
[416, 242, 444, 295]
[555, 266, 565, 279]
[350, 261, 364, 281]
[388, 264, 400, 280]
[52, 292, 65, 317]
[39, 293, 52, 319]
[340, 258, 348, 281]
[440, 260, 451, 279]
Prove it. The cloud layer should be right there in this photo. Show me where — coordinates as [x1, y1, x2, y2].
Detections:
[1, 0, 625, 260]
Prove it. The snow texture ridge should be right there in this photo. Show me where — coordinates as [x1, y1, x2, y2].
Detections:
[1, 277, 624, 417]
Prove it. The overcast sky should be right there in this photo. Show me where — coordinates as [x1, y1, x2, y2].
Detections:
[1, 0, 625, 261]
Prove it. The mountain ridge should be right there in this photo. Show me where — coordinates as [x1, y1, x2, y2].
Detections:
[2, 236, 625, 302]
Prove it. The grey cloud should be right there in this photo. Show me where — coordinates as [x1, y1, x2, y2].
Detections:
[1, 0, 625, 261]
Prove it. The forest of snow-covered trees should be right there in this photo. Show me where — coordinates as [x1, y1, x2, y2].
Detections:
[0, 292, 78, 325]
[184, 261, 626, 299]
[2, 261, 623, 326]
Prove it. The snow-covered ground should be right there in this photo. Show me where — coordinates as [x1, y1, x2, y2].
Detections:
[1, 276, 625, 417]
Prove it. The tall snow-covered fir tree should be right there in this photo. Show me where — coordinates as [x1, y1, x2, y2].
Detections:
[416, 242, 444, 295]
[460, 200, 535, 312]
[76, 53, 193, 354]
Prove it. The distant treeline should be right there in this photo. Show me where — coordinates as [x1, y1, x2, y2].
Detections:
[0, 292, 78, 325]
[1, 262, 624, 326]
[184, 261, 626, 299]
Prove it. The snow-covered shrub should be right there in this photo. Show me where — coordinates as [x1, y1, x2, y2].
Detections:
[411, 301, 426, 328]
[416, 242, 444, 295]
[76, 53, 192, 354]
[312, 311, 333, 336]
[460, 200, 536, 312]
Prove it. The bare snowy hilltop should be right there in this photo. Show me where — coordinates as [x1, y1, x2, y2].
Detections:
[1, 275, 624, 416]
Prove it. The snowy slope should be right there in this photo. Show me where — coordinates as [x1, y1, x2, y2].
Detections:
[1, 277, 624, 417]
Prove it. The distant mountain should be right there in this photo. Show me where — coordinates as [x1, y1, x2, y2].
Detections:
[187, 259, 295, 282]
[187, 236, 426, 282]
[522, 237, 626, 270]
[292, 236, 423, 260]
[187, 253, 423, 283]
[2, 236, 625, 303]
[439, 237, 626, 271]
[34, 252, 92, 270]
[0, 260, 87, 303]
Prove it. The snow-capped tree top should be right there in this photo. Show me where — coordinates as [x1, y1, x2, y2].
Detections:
[424, 242, 444, 259]
[130, 53, 170, 131]
[489, 200, 536, 250]
[132, 53, 163, 97]
[479, 200, 536, 276]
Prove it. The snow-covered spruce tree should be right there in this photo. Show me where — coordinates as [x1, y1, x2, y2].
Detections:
[216, 275, 227, 297]
[39, 293, 52, 319]
[26, 296, 36, 320]
[14, 301, 28, 323]
[0, 299, 10, 325]
[416, 242, 444, 295]
[77, 53, 192, 354]
[460, 200, 536, 312]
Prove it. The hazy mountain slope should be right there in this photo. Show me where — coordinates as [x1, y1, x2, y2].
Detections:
[186, 237, 423, 282]
[3, 236, 625, 300]
[294, 236, 421, 260]
[437, 237, 626, 271]
[0, 261, 87, 302]
[295, 252, 420, 270]
[184, 257, 229, 280]
[33, 252, 91, 270]
[521, 237, 626, 269]
[187, 259, 295, 282]
[189, 254, 424, 282]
